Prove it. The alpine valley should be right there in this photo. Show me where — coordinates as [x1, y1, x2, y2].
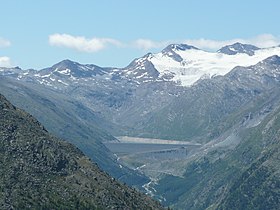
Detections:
[1, 42, 280, 209]
[0, 94, 163, 209]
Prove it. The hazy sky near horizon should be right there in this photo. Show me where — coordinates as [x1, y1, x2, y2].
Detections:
[1, 0, 280, 69]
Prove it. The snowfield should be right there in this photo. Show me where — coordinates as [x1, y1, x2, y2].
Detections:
[149, 46, 280, 86]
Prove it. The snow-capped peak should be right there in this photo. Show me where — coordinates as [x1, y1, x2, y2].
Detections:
[162, 44, 199, 53]
[39, 59, 108, 78]
[161, 44, 200, 63]
[122, 53, 159, 83]
[6, 43, 280, 90]
[149, 44, 280, 86]
[217, 42, 260, 56]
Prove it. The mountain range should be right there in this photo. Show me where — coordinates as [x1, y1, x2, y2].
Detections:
[1, 42, 280, 209]
[2, 43, 280, 135]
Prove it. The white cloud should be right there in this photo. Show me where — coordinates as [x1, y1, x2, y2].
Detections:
[184, 34, 280, 50]
[133, 39, 171, 50]
[0, 56, 12, 67]
[183, 38, 241, 50]
[49, 33, 280, 53]
[49, 34, 123, 53]
[131, 34, 280, 51]
[246, 34, 280, 48]
[0, 37, 11, 48]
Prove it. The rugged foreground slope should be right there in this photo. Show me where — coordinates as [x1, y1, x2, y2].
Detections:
[0, 94, 163, 209]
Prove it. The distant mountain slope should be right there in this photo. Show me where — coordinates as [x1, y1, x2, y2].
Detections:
[217, 108, 280, 210]
[163, 91, 280, 210]
[1, 43, 280, 139]
[137, 55, 280, 142]
[0, 77, 149, 187]
[3, 43, 280, 88]
[0, 93, 164, 209]
[0, 59, 183, 136]
[217, 138, 280, 210]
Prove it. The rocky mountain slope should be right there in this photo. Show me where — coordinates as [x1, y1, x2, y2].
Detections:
[0, 93, 164, 209]
[137, 55, 280, 142]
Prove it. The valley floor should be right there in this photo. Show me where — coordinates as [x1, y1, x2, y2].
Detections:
[105, 136, 202, 201]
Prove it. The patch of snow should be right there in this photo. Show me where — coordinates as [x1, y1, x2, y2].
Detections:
[57, 79, 69, 86]
[57, 68, 71, 75]
[69, 75, 77, 80]
[136, 72, 148, 79]
[229, 47, 237, 52]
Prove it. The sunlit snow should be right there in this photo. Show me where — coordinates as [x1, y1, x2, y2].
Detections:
[149, 46, 280, 86]
[56, 68, 71, 75]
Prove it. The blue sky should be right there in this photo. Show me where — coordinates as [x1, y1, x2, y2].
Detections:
[0, 0, 280, 69]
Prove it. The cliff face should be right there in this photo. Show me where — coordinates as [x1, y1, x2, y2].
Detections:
[0, 94, 163, 210]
